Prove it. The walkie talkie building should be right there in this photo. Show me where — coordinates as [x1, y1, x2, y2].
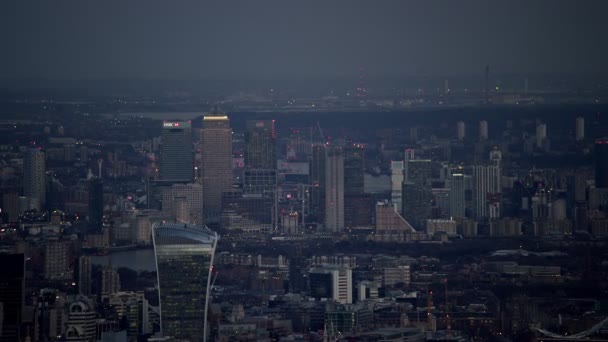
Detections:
[152, 222, 218, 342]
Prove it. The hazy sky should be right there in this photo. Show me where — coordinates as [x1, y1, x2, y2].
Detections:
[1, 0, 607, 81]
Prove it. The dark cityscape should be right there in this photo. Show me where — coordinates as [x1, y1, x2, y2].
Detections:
[1, 1, 608, 341]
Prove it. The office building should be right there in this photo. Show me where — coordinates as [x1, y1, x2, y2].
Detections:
[343, 144, 365, 194]
[45, 240, 70, 280]
[382, 265, 411, 287]
[245, 119, 276, 170]
[472, 164, 501, 220]
[78, 256, 92, 296]
[576, 116, 585, 141]
[160, 120, 193, 182]
[309, 265, 353, 304]
[536, 123, 547, 148]
[0, 254, 24, 342]
[310, 144, 327, 222]
[426, 219, 457, 236]
[152, 222, 218, 342]
[200, 111, 233, 219]
[325, 147, 344, 232]
[595, 138, 608, 188]
[161, 183, 204, 225]
[401, 182, 433, 230]
[135, 214, 152, 244]
[24, 149, 46, 211]
[449, 172, 466, 219]
[407, 159, 432, 186]
[479, 120, 488, 141]
[403, 148, 415, 182]
[456, 121, 465, 140]
[65, 296, 97, 342]
[101, 266, 121, 295]
[390, 161, 404, 213]
[375, 202, 416, 242]
[88, 178, 103, 233]
[244, 120, 277, 228]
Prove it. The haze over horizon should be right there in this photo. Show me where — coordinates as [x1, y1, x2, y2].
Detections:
[1, 0, 608, 82]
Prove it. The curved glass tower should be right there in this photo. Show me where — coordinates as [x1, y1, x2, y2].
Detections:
[152, 223, 218, 342]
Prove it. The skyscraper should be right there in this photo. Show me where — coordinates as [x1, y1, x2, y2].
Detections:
[456, 121, 466, 140]
[343, 144, 365, 194]
[390, 161, 405, 213]
[88, 178, 103, 233]
[24, 149, 46, 211]
[244, 120, 277, 228]
[78, 256, 92, 296]
[310, 144, 327, 222]
[576, 117, 585, 141]
[45, 240, 70, 280]
[343, 144, 365, 228]
[200, 111, 232, 220]
[472, 163, 501, 221]
[152, 223, 218, 342]
[160, 120, 193, 182]
[595, 138, 608, 188]
[479, 120, 488, 141]
[325, 147, 344, 232]
[536, 123, 547, 148]
[0, 254, 24, 342]
[449, 172, 466, 219]
[245, 120, 276, 170]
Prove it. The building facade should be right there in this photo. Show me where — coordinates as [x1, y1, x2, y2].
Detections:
[200, 113, 233, 219]
[152, 223, 218, 342]
[160, 120, 193, 182]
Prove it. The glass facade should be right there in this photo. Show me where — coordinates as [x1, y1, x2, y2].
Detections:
[152, 223, 218, 342]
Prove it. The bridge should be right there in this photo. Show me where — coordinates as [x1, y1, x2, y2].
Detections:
[532, 316, 608, 340]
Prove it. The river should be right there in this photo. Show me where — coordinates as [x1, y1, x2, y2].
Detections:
[89, 248, 157, 272]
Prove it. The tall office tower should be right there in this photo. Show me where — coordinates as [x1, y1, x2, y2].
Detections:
[409, 127, 418, 144]
[391, 161, 405, 213]
[404, 148, 415, 182]
[343, 144, 365, 228]
[24, 149, 46, 210]
[309, 265, 353, 304]
[472, 164, 501, 220]
[576, 117, 585, 141]
[568, 174, 587, 207]
[87, 178, 103, 233]
[45, 240, 70, 280]
[343, 145, 365, 194]
[244, 120, 277, 227]
[479, 120, 488, 141]
[101, 266, 120, 295]
[200, 112, 232, 220]
[245, 120, 276, 169]
[325, 147, 344, 232]
[152, 223, 218, 342]
[78, 256, 92, 296]
[407, 159, 432, 186]
[160, 120, 193, 182]
[0, 254, 24, 342]
[448, 172, 466, 219]
[536, 123, 547, 148]
[596, 138, 608, 188]
[402, 182, 433, 230]
[310, 144, 327, 222]
[161, 183, 204, 225]
[456, 121, 466, 140]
